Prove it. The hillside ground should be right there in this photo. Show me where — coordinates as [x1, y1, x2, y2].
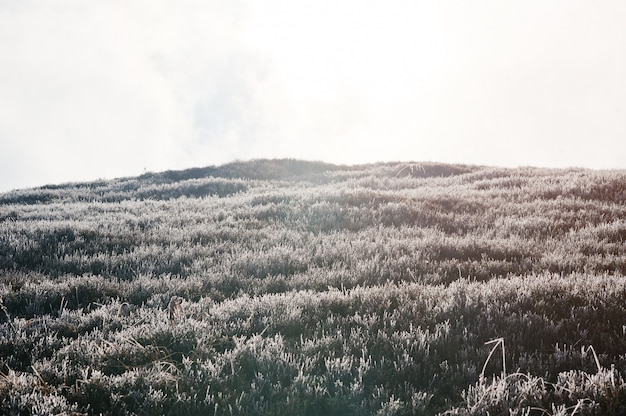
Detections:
[1, 160, 626, 415]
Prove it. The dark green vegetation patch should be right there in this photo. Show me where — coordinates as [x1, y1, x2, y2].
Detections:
[1, 159, 626, 415]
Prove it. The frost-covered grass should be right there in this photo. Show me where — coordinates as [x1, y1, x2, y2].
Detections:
[1, 159, 626, 415]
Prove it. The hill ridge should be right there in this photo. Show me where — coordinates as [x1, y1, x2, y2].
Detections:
[0, 159, 482, 204]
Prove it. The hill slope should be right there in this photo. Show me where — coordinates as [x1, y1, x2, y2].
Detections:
[1, 159, 626, 415]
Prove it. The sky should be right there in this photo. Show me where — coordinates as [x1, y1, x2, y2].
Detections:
[1, 0, 626, 191]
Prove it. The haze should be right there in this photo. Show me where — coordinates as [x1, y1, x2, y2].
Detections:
[1, 0, 625, 191]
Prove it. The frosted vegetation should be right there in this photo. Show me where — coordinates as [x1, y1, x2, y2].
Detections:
[1, 159, 626, 415]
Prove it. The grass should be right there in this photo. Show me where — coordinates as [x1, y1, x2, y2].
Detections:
[447, 341, 626, 415]
[0, 159, 626, 415]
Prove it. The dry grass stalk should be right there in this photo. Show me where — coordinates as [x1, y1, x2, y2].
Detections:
[168, 296, 183, 325]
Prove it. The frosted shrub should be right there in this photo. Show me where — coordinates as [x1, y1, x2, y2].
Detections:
[0, 370, 78, 415]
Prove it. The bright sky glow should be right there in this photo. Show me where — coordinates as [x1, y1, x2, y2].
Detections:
[1, 0, 625, 191]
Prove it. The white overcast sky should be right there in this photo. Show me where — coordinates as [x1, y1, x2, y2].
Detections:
[1, 0, 626, 191]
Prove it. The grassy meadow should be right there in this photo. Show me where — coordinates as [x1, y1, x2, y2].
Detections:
[1, 159, 626, 415]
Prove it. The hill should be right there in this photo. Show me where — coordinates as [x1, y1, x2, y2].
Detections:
[1, 159, 626, 415]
